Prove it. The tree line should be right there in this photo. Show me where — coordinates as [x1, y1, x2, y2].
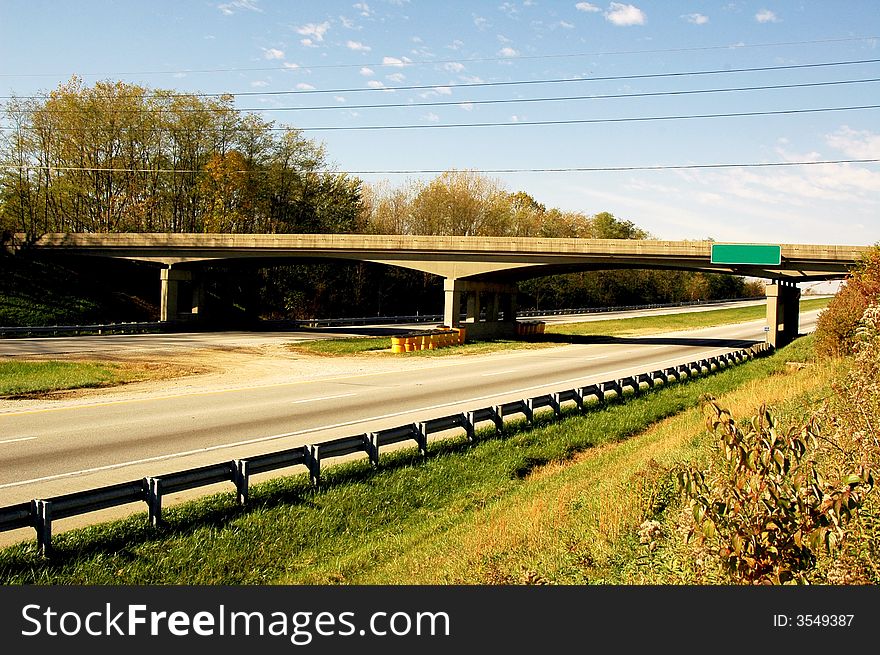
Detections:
[1, 79, 762, 323]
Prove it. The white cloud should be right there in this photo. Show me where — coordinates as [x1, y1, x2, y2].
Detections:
[387, 72, 406, 83]
[683, 13, 708, 25]
[498, 46, 518, 57]
[283, 62, 300, 69]
[217, 0, 261, 15]
[367, 80, 386, 89]
[433, 86, 453, 95]
[347, 40, 371, 52]
[575, 2, 601, 12]
[382, 56, 410, 67]
[262, 48, 285, 60]
[423, 112, 440, 122]
[296, 22, 330, 45]
[826, 126, 880, 159]
[353, 2, 371, 17]
[755, 9, 779, 23]
[339, 15, 356, 29]
[459, 102, 474, 111]
[447, 39, 464, 50]
[605, 3, 645, 26]
[296, 83, 316, 90]
[559, 20, 575, 29]
[444, 62, 465, 73]
[473, 15, 489, 30]
[251, 80, 270, 88]
[335, 96, 347, 103]
[360, 66, 375, 76]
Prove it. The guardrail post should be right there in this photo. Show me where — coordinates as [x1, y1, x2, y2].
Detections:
[35, 500, 52, 557]
[307, 446, 321, 488]
[147, 477, 163, 528]
[415, 424, 428, 457]
[365, 434, 380, 467]
[234, 460, 250, 507]
[462, 415, 476, 442]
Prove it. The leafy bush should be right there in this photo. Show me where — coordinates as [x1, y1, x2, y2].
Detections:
[814, 246, 880, 357]
[677, 397, 873, 585]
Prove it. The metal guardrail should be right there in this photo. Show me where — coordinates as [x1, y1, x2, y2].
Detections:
[0, 341, 772, 557]
[0, 298, 761, 336]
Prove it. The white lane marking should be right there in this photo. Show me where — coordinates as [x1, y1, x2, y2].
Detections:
[0, 436, 37, 445]
[290, 392, 357, 405]
[481, 369, 518, 377]
[0, 345, 747, 491]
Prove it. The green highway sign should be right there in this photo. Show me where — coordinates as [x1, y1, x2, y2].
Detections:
[710, 243, 782, 266]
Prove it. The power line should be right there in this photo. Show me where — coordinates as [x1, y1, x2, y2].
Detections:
[4, 159, 878, 175]
[7, 77, 878, 115]
[2, 36, 876, 79]
[3, 103, 878, 134]
[284, 104, 880, 132]
[3, 57, 879, 101]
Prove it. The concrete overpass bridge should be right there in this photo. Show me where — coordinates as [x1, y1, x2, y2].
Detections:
[21, 233, 870, 347]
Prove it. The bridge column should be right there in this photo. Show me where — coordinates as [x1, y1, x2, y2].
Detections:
[765, 280, 801, 348]
[444, 279, 518, 340]
[160, 268, 200, 323]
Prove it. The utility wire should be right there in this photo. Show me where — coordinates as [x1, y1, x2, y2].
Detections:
[1, 35, 876, 78]
[4, 159, 878, 175]
[2, 103, 878, 134]
[7, 77, 878, 115]
[3, 57, 879, 101]
[273, 104, 880, 132]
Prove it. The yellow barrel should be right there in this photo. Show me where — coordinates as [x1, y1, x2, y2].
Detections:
[427, 332, 437, 349]
[404, 336, 415, 352]
[391, 336, 405, 353]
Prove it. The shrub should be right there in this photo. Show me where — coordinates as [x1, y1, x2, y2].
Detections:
[677, 397, 873, 584]
[814, 246, 880, 357]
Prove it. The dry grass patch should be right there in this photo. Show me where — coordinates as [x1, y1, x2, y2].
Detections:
[351, 358, 840, 585]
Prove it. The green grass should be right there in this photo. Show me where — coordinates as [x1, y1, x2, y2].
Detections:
[0, 337, 819, 584]
[289, 336, 555, 357]
[548, 296, 831, 338]
[288, 297, 832, 356]
[0, 360, 148, 397]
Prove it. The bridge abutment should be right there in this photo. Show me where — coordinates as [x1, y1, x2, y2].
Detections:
[765, 280, 801, 348]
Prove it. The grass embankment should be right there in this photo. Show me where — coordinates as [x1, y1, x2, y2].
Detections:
[289, 297, 831, 357]
[0, 335, 825, 584]
[0, 360, 177, 397]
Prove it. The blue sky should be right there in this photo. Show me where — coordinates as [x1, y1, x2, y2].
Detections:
[1, 1, 878, 247]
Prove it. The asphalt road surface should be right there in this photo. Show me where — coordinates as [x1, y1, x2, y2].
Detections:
[0, 298, 771, 357]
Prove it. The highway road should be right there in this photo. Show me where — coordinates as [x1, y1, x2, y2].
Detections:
[0, 309, 821, 525]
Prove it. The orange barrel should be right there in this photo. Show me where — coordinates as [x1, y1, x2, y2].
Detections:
[441, 330, 452, 347]
[427, 331, 437, 349]
[456, 326, 466, 344]
[391, 336, 405, 353]
[415, 333, 426, 350]
[404, 336, 415, 352]
[537, 321, 545, 334]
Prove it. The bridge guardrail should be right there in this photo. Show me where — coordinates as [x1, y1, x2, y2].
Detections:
[0, 341, 773, 557]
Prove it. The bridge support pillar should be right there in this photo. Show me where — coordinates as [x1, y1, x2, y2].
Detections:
[444, 278, 518, 340]
[765, 280, 800, 348]
[160, 268, 203, 323]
